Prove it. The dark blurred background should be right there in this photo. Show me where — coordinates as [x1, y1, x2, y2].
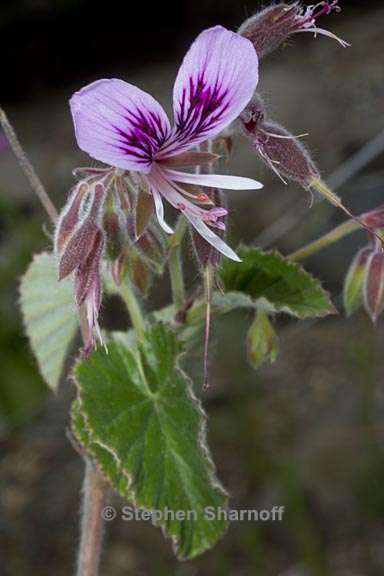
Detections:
[1, 1, 384, 575]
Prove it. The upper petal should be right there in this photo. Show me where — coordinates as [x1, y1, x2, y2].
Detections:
[160, 26, 258, 157]
[70, 79, 171, 172]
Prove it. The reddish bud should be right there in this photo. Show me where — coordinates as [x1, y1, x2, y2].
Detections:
[244, 119, 319, 187]
[364, 250, 384, 323]
[74, 230, 104, 306]
[135, 191, 154, 239]
[239, 1, 347, 59]
[239, 4, 301, 58]
[103, 210, 126, 260]
[58, 220, 100, 280]
[111, 246, 151, 295]
[361, 205, 384, 230]
[54, 182, 89, 253]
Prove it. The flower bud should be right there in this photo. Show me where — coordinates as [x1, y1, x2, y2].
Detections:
[54, 181, 89, 254]
[364, 250, 384, 323]
[238, 1, 348, 59]
[239, 4, 300, 59]
[134, 190, 154, 239]
[111, 245, 152, 295]
[136, 226, 167, 274]
[343, 247, 372, 317]
[249, 120, 319, 187]
[103, 210, 126, 261]
[361, 205, 384, 230]
[246, 309, 279, 370]
[74, 230, 104, 306]
[55, 179, 108, 354]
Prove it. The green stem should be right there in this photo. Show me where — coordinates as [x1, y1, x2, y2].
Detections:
[118, 281, 145, 337]
[168, 216, 188, 309]
[288, 219, 360, 262]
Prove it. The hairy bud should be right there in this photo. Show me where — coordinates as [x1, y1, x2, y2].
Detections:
[241, 115, 319, 187]
[55, 180, 108, 354]
[103, 210, 126, 261]
[364, 250, 384, 323]
[361, 205, 384, 230]
[343, 247, 372, 317]
[238, 1, 348, 59]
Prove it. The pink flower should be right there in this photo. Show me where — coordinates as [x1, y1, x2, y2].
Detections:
[69, 26, 262, 262]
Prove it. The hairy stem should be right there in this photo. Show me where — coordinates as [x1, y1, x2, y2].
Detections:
[118, 281, 146, 337]
[0, 108, 108, 576]
[169, 248, 186, 309]
[288, 219, 360, 261]
[168, 216, 188, 309]
[77, 461, 108, 576]
[0, 107, 58, 223]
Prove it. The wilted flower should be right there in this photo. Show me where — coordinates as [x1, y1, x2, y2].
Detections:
[238, 1, 349, 59]
[69, 26, 263, 263]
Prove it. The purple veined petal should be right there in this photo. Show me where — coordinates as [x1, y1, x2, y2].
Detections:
[185, 211, 241, 262]
[70, 79, 171, 173]
[158, 26, 258, 158]
[163, 168, 263, 190]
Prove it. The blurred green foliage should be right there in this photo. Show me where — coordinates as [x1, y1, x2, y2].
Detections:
[0, 193, 47, 432]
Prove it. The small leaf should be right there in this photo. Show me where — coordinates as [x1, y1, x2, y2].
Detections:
[72, 323, 228, 559]
[343, 247, 371, 317]
[247, 310, 279, 370]
[219, 246, 334, 318]
[19, 252, 78, 391]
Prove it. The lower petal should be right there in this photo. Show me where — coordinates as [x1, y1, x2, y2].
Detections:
[163, 169, 263, 190]
[184, 211, 241, 262]
[150, 185, 174, 234]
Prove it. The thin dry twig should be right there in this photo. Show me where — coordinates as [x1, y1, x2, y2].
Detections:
[1, 106, 107, 576]
[0, 107, 59, 223]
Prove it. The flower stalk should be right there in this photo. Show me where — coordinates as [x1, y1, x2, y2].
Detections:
[117, 280, 146, 337]
[288, 219, 360, 262]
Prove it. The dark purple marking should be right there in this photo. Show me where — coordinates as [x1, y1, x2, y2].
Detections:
[174, 72, 230, 146]
[113, 106, 170, 165]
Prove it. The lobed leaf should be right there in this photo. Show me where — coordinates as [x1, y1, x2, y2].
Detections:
[72, 323, 228, 559]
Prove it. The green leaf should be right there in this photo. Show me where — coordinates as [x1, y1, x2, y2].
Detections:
[72, 323, 228, 559]
[219, 246, 334, 318]
[247, 310, 279, 370]
[19, 252, 78, 391]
